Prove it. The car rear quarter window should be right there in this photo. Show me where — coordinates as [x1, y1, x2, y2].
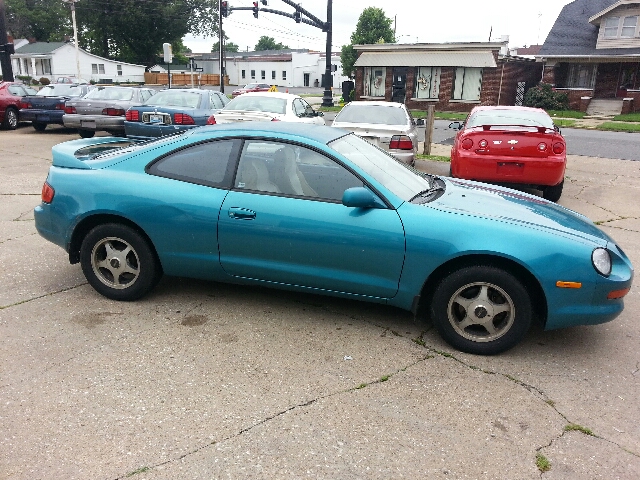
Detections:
[147, 139, 241, 189]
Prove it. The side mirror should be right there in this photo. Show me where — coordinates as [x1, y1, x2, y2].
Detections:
[449, 121, 462, 130]
[342, 187, 386, 209]
[316, 111, 324, 117]
[416, 118, 425, 126]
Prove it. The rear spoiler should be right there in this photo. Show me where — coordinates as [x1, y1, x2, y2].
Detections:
[481, 124, 554, 133]
[51, 137, 135, 169]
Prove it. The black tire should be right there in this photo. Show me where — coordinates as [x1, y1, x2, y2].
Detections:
[78, 129, 95, 138]
[2, 107, 18, 130]
[448, 165, 454, 178]
[33, 122, 47, 132]
[80, 223, 161, 301]
[543, 180, 564, 202]
[430, 265, 532, 355]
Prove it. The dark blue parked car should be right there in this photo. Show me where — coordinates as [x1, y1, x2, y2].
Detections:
[124, 88, 229, 141]
[19, 84, 92, 131]
[34, 123, 633, 355]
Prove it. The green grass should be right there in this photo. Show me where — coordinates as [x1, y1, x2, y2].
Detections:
[317, 106, 342, 112]
[613, 113, 640, 122]
[417, 154, 450, 162]
[596, 122, 640, 132]
[547, 110, 586, 119]
[554, 119, 577, 128]
[536, 453, 551, 472]
[564, 423, 594, 436]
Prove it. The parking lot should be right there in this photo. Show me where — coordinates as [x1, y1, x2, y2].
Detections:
[1, 125, 639, 479]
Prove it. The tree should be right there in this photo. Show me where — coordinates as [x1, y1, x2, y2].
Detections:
[6, 0, 70, 41]
[340, 7, 395, 78]
[74, 0, 217, 66]
[254, 36, 289, 51]
[211, 33, 240, 54]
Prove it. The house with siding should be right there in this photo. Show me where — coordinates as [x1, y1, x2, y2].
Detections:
[10, 41, 145, 84]
[192, 49, 349, 88]
[538, 0, 640, 114]
[352, 42, 542, 112]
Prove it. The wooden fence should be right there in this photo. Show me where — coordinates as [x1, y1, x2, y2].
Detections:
[144, 72, 229, 86]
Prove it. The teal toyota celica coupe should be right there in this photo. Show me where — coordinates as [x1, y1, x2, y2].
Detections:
[34, 123, 633, 355]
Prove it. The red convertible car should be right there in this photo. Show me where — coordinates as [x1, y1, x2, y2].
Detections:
[231, 83, 272, 98]
[449, 106, 567, 202]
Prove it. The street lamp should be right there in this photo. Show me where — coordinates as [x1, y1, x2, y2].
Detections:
[62, 0, 81, 81]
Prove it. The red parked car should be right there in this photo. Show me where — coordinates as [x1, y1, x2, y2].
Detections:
[0, 82, 38, 130]
[449, 106, 567, 202]
[231, 82, 272, 97]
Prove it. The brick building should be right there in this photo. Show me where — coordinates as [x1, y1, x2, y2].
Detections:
[538, 0, 640, 114]
[352, 42, 542, 112]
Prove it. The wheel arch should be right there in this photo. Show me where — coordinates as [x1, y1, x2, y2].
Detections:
[417, 253, 548, 326]
[69, 214, 162, 273]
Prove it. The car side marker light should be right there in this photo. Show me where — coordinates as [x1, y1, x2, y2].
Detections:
[608, 288, 630, 300]
[556, 281, 582, 289]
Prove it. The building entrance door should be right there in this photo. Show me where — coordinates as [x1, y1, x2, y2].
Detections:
[392, 67, 407, 103]
[304, 73, 310, 87]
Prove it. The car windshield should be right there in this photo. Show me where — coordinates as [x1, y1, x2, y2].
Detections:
[36, 84, 80, 97]
[335, 104, 408, 125]
[84, 87, 134, 101]
[224, 95, 287, 114]
[145, 91, 202, 108]
[329, 133, 430, 201]
[466, 109, 555, 129]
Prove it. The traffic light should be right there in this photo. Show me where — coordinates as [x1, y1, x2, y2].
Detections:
[252, 1, 258, 18]
[293, 9, 301, 23]
[221, 1, 228, 17]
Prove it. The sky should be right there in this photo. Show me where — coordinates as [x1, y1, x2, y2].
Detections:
[183, 0, 576, 54]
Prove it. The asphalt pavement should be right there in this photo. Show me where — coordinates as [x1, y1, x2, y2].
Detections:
[1, 124, 639, 479]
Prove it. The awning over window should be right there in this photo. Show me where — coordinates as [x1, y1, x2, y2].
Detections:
[354, 51, 497, 68]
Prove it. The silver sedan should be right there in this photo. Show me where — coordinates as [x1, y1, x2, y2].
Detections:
[331, 101, 419, 165]
[63, 86, 156, 138]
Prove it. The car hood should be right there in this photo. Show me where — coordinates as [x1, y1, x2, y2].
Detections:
[431, 177, 611, 245]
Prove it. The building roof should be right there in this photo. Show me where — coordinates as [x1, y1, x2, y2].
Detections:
[589, 0, 640, 23]
[15, 41, 67, 54]
[540, 0, 640, 57]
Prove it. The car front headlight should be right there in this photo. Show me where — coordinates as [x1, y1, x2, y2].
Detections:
[592, 248, 612, 277]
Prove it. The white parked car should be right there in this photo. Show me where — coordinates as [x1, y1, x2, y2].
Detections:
[331, 101, 419, 165]
[210, 92, 325, 126]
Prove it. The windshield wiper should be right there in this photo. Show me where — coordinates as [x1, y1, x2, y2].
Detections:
[410, 185, 445, 202]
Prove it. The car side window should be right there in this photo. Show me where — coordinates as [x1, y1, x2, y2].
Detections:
[219, 93, 229, 106]
[301, 99, 315, 117]
[292, 99, 305, 117]
[8, 85, 25, 96]
[210, 92, 223, 109]
[234, 140, 364, 202]
[147, 139, 241, 189]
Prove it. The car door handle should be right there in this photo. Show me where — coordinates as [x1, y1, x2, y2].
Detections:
[228, 207, 256, 220]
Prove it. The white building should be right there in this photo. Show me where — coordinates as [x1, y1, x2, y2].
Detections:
[193, 49, 349, 88]
[9, 41, 145, 83]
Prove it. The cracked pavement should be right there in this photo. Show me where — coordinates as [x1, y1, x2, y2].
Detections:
[1, 127, 639, 479]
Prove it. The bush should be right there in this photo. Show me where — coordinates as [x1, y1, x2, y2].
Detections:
[39, 77, 51, 85]
[16, 75, 32, 84]
[523, 83, 569, 111]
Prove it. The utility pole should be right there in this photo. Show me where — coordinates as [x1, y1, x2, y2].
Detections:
[63, 0, 81, 80]
[321, 0, 333, 107]
[219, 0, 224, 93]
[0, 0, 15, 82]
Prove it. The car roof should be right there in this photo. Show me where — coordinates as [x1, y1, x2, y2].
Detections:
[189, 122, 345, 144]
[233, 91, 300, 100]
[344, 101, 405, 108]
[470, 105, 547, 114]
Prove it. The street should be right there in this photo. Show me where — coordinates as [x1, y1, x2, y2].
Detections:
[0, 126, 639, 479]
